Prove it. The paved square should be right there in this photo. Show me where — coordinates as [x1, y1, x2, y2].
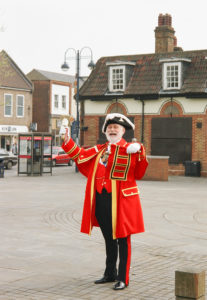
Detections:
[0, 166, 206, 299]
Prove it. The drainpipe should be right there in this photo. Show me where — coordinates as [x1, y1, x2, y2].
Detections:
[115, 97, 118, 112]
[170, 96, 173, 117]
[141, 100, 145, 143]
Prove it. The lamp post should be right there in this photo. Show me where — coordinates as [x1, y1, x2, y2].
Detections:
[61, 47, 95, 171]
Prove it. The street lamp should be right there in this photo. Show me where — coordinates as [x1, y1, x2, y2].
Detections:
[61, 47, 95, 172]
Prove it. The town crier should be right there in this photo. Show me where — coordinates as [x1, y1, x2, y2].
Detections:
[61, 113, 148, 290]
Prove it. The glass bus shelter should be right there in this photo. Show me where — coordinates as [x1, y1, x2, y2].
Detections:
[18, 133, 52, 176]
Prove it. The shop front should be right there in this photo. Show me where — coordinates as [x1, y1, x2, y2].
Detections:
[0, 125, 28, 153]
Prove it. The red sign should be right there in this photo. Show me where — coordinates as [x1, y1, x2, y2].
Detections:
[20, 136, 32, 140]
[44, 137, 52, 141]
[19, 155, 32, 159]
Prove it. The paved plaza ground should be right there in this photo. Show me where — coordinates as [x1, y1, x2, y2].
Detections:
[0, 165, 207, 299]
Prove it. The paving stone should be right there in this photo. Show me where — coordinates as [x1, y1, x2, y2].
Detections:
[0, 167, 207, 299]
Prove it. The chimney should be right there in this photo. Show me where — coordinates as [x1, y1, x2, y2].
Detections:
[155, 14, 177, 53]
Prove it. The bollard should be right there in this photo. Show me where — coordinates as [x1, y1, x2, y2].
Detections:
[175, 268, 205, 299]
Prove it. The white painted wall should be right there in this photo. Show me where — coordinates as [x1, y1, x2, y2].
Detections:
[84, 99, 110, 115]
[84, 98, 163, 115]
[179, 97, 207, 114]
[51, 84, 69, 115]
[71, 87, 77, 120]
[84, 97, 207, 115]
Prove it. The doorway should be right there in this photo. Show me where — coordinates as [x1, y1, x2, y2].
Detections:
[151, 117, 192, 164]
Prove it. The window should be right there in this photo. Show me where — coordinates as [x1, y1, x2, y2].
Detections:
[109, 105, 125, 114]
[54, 95, 59, 108]
[62, 95, 66, 109]
[106, 60, 135, 93]
[109, 66, 125, 92]
[163, 105, 180, 115]
[163, 62, 181, 90]
[4, 94, 13, 117]
[17, 95, 24, 117]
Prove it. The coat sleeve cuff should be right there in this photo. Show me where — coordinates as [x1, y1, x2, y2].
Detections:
[62, 138, 81, 160]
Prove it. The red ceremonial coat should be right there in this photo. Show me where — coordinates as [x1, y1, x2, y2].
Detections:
[62, 138, 148, 239]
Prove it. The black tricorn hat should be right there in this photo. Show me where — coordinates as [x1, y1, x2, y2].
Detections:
[102, 113, 135, 133]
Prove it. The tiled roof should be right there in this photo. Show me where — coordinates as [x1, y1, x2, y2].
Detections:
[0, 50, 33, 90]
[27, 69, 75, 84]
[79, 50, 207, 99]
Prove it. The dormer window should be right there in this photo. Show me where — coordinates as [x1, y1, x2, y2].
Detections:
[160, 58, 191, 91]
[110, 66, 125, 92]
[106, 60, 136, 94]
[164, 62, 181, 89]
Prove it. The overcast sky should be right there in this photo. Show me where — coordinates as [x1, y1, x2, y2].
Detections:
[1, 0, 207, 77]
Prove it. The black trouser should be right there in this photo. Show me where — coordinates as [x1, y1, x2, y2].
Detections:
[95, 189, 131, 285]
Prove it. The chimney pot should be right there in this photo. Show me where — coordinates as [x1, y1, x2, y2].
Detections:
[169, 14, 172, 26]
[155, 13, 175, 53]
[158, 13, 172, 26]
[158, 13, 164, 26]
[165, 14, 172, 26]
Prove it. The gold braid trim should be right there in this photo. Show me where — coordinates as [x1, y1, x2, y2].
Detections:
[77, 153, 98, 164]
[89, 148, 105, 235]
[110, 146, 131, 180]
[70, 149, 81, 160]
[117, 155, 128, 158]
[67, 144, 77, 155]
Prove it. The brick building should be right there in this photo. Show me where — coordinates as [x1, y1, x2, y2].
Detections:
[27, 69, 75, 145]
[78, 14, 207, 177]
[0, 50, 33, 152]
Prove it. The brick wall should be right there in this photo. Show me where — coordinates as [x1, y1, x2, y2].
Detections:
[0, 89, 32, 127]
[82, 108, 207, 177]
[168, 163, 185, 176]
[143, 156, 169, 181]
[83, 115, 100, 146]
[32, 81, 50, 132]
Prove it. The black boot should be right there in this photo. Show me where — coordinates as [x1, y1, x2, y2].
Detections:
[113, 281, 126, 290]
[94, 276, 116, 284]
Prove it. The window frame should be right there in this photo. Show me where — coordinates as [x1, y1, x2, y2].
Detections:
[109, 66, 126, 92]
[62, 95, 66, 109]
[163, 62, 182, 90]
[4, 94, 13, 117]
[54, 94, 59, 109]
[16, 95, 24, 117]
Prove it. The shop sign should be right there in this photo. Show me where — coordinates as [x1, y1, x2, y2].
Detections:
[44, 136, 52, 141]
[20, 136, 32, 140]
[0, 125, 28, 133]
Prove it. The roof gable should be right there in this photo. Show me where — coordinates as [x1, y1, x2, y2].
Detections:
[0, 50, 32, 90]
[27, 69, 75, 84]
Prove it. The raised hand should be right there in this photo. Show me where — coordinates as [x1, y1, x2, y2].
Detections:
[60, 126, 70, 145]
[126, 143, 141, 154]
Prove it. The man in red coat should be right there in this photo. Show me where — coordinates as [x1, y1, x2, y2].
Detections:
[61, 113, 148, 290]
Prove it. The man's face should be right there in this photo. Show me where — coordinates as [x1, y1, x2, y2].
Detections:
[105, 123, 125, 144]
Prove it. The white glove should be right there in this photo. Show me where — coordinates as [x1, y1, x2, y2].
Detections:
[60, 126, 70, 144]
[126, 143, 141, 154]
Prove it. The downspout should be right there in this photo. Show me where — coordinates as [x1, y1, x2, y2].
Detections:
[115, 97, 118, 112]
[141, 100, 145, 143]
[170, 96, 173, 117]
